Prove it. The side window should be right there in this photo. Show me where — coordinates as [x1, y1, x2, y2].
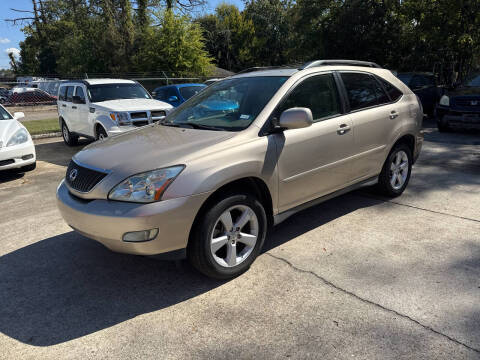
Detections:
[59, 86, 67, 101]
[66, 86, 74, 102]
[277, 74, 341, 122]
[341, 72, 383, 111]
[75, 86, 86, 102]
[166, 87, 179, 100]
[372, 78, 390, 105]
[156, 89, 166, 100]
[379, 78, 403, 102]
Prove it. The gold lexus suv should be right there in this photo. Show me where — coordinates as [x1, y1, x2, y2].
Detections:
[57, 60, 424, 279]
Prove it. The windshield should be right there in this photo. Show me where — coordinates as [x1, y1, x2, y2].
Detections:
[88, 83, 151, 102]
[466, 74, 480, 87]
[179, 85, 206, 100]
[0, 106, 12, 120]
[163, 76, 288, 131]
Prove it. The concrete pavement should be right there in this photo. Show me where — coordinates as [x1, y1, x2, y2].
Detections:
[0, 124, 479, 359]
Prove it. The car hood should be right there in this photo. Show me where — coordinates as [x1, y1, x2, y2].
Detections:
[73, 124, 236, 175]
[93, 98, 173, 111]
[448, 86, 480, 97]
[0, 119, 24, 147]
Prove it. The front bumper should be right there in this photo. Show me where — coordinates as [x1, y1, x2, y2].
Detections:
[436, 106, 480, 129]
[0, 141, 36, 170]
[56, 180, 211, 256]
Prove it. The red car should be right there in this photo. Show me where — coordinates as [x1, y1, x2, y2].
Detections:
[7, 89, 57, 105]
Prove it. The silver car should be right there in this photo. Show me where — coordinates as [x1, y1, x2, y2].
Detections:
[57, 60, 423, 279]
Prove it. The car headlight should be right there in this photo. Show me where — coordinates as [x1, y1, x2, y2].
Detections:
[439, 95, 450, 107]
[110, 112, 131, 126]
[7, 128, 29, 147]
[108, 165, 185, 203]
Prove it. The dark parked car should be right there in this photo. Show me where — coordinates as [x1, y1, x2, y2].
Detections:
[397, 73, 440, 116]
[8, 89, 57, 105]
[435, 73, 480, 132]
[153, 83, 206, 107]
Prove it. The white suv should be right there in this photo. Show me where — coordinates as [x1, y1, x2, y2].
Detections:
[58, 79, 173, 145]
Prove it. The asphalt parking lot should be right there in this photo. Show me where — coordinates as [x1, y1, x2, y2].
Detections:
[0, 121, 479, 359]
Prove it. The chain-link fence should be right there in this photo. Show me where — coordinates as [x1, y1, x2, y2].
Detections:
[0, 72, 229, 109]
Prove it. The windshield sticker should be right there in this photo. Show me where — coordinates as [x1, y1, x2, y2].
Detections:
[240, 114, 250, 120]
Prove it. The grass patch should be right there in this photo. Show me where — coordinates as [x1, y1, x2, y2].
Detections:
[22, 118, 60, 135]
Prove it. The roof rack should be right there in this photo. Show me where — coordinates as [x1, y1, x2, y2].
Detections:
[300, 60, 382, 70]
[236, 66, 297, 74]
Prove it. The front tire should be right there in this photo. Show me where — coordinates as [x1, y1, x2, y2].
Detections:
[188, 194, 267, 279]
[96, 126, 108, 141]
[61, 121, 78, 146]
[376, 144, 412, 197]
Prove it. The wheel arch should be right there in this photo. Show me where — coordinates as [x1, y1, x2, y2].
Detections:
[389, 133, 416, 160]
[187, 176, 274, 250]
[94, 121, 108, 137]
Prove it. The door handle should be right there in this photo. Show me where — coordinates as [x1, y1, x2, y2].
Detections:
[72, 106, 77, 109]
[337, 124, 351, 135]
[62, 104, 66, 108]
[390, 111, 399, 119]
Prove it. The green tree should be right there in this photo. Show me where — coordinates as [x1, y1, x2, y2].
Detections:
[243, 0, 295, 66]
[134, 10, 212, 75]
[197, 3, 255, 71]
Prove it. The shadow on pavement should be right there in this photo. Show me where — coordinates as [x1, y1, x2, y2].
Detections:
[0, 192, 377, 347]
[34, 138, 89, 167]
[0, 232, 226, 346]
[263, 192, 380, 252]
[0, 172, 24, 184]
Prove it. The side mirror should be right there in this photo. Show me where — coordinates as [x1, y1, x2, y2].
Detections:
[13, 112, 25, 120]
[168, 95, 179, 102]
[279, 107, 313, 130]
[72, 96, 85, 104]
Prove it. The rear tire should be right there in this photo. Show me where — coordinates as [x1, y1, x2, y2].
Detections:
[61, 121, 78, 146]
[376, 144, 412, 198]
[188, 193, 267, 279]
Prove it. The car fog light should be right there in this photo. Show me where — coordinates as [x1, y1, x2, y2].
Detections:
[122, 228, 159, 242]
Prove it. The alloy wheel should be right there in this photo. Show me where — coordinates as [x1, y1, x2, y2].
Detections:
[210, 205, 259, 268]
[389, 150, 409, 190]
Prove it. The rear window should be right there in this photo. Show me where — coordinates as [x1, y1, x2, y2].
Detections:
[341, 72, 386, 111]
[379, 78, 403, 102]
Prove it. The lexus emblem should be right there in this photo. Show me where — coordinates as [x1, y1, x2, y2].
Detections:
[471, 100, 478, 106]
[69, 168, 78, 182]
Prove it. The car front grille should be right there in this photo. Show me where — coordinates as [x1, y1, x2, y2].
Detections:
[130, 112, 148, 119]
[151, 110, 166, 118]
[455, 99, 480, 108]
[0, 159, 14, 166]
[133, 121, 149, 127]
[65, 160, 108, 193]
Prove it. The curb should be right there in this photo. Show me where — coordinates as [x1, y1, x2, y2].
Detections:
[32, 132, 62, 140]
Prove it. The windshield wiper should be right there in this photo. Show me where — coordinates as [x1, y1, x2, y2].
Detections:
[186, 123, 225, 131]
[160, 122, 224, 131]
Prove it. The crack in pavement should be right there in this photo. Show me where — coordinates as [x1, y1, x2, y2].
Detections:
[357, 192, 480, 224]
[265, 252, 480, 355]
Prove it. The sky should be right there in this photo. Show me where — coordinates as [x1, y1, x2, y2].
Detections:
[0, 0, 244, 70]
